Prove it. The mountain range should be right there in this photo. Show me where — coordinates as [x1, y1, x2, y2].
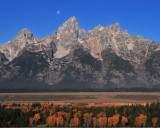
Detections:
[0, 16, 160, 89]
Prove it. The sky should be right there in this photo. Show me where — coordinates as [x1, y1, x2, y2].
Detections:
[0, 0, 160, 44]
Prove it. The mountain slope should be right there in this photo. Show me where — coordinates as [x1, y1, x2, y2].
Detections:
[0, 52, 8, 68]
[0, 16, 160, 89]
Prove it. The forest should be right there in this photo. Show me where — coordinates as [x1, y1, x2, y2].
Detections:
[0, 87, 160, 93]
[0, 101, 160, 127]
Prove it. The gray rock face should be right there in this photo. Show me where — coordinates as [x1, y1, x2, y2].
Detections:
[83, 23, 159, 65]
[54, 16, 86, 58]
[0, 16, 160, 89]
[145, 50, 160, 87]
[26, 35, 57, 59]
[0, 28, 39, 61]
[0, 52, 8, 68]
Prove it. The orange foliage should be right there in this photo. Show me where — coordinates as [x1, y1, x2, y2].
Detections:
[74, 102, 88, 107]
[92, 117, 98, 127]
[108, 117, 113, 127]
[135, 114, 147, 127]
[63, 112, 70, 127]
[112, 114, 120, 127]
[46, 115, 57, 127]
[49, 109, 54, 116]
[83, 113, 93, 127]
[74, 117, 80, 127]
[121, 116, 128, 127]
[64, 112, 70, 121]
[108, 114, 120, 127]
[74, 111, 81, 118]
[5, 105, 11, 109]
[56, 116, 64, 127]
[152, 117, 158, 127]
[33, 113, 40, 124]
[44, 102, 52, 109]
[99, 116, 107, 127]
[97, 112, 106, 118]
[21, 106, 29, 113]
[73, 109, 77, 112]
[57, 111, 63, 117]
[33, 106, 39, 112]
[29, 117, 33, 126]
[2, 102, 157, 127]
[70, 112, 80, 127]
[70, 117, 80, 127]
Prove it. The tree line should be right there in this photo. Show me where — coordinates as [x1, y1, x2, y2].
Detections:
[0, 101, 160, 127]
[0, 87, 160, 93]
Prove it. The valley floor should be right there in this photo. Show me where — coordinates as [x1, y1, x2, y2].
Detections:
[0, 92, 159, 104]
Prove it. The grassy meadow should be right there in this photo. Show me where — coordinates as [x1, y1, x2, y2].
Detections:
[0, 92, 159, 104]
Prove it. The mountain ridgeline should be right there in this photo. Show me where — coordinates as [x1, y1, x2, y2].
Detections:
[0, 16, 160, 89]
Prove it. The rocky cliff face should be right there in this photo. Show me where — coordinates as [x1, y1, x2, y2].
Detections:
[0, 52, 8, 68]
[0, 28, 39, 61]
[54, 16, 86, 58]
[0, 16, 160, 89]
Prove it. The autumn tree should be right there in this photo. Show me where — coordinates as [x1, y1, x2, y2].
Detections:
[108, 117, 113, 127]
[141, 115, 147, 127]
[152, 117, 158, 127]
[83, 113, 93, 127]
[64, 112, 70, 127]
[56, 116, 64, 127]
[33, 113, 40, 125]
[69, 112, 81, 127]
[46, 115, 57, 127]
[74, 111, 82, 118]
[99, 117, 107, 128]
[73, 111, 81, 127]
[135, 116, 141, 127]
[121, 116, 128, 127]
[93, 117, 98, 128]
[57, 111, 63, 117]
[135, 114, 147, 127]
[29, 117, 33, 126]
[97, 112, 106, 119]
[107, 114, 120, 127]
[112, 114, 120, 127]
[49, 109, 54, 116]
[74, 117, 80, 127]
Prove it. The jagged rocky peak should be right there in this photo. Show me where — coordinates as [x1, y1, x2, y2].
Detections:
[84, 23, 125, 60]
[12, 28, 39, 44]
[51, 31, 57, 39]
[0, 28, 39, 61]
[54, 16, 85, 58]
[123, 29, 129, 33]
[92, 24, 104, 31]
[107, 22, 121, 31]
[87, 24, 105, 37]
[16, 28, 32, 37]
[57, 16, 80, 39]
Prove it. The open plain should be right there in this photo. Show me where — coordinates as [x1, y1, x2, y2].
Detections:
[0, 92, 160, 104]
